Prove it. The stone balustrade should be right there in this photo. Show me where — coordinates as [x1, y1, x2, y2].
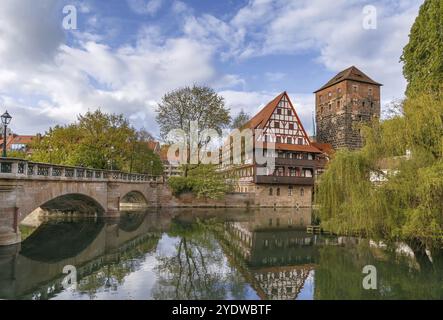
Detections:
[0, 157, 162, 183]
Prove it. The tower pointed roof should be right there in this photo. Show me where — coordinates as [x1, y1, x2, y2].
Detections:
[314, 66, 382, 93]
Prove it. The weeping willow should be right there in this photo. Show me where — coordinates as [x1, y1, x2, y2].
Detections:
[316, 93, 443, 244]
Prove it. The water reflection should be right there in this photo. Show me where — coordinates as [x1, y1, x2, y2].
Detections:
[0, 208, 442, 300]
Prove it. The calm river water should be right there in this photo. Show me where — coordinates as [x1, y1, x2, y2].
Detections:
[1, 208, 442, 300]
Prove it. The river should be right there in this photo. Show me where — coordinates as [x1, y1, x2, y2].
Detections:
[0, 208, 442, 300]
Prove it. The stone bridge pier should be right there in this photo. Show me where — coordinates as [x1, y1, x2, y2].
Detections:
[0, 158, 163, 246]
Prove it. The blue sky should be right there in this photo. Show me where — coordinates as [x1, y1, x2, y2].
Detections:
[0, 0, 423, 138]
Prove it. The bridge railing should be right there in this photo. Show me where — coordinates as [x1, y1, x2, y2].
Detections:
[0, 158, 162, 183]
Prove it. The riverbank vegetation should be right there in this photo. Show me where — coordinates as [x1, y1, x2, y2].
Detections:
[168, 165, 232, 199]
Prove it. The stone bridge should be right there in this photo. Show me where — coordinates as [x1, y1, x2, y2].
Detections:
[0, 158, 163, 246]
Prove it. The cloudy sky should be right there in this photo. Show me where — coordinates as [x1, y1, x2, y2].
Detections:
[0, 0, 423, 137]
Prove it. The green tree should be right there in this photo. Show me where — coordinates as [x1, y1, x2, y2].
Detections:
[231, 109, 251, 129]
[30, 110, 163, 174]
[401, 0, 443, 97]
[168, 164, 230, 199]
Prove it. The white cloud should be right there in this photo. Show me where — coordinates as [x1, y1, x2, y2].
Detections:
[127, 0, 163, 15]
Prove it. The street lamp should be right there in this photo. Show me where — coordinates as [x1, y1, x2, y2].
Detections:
[1, 111, 12, 158]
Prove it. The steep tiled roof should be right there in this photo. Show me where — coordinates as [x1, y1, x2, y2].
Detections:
[314, 66, 382, 93]
[241, 92, 286, 130]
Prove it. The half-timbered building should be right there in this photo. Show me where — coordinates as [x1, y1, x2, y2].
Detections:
[221, 92, 324, 207]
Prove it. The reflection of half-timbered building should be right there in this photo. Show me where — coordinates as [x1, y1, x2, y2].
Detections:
[221, 92, 324, 207]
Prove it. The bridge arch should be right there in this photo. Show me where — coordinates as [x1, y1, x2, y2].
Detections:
[39, 193, 106, 216]
[120, 191, 149, 205]
[16, 181, 109, 224]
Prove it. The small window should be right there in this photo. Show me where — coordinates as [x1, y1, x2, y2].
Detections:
[277, 109, 281, 115]
[328, 91, 332, 97]
[353, 85, 358, 93]
[328, 103, 332, 111]
[337, 100, 340, 108]
[319, 95, 323, 102]
[321, 106, 324, 114]
[269, 188, 273, 196]
[338, 88, 342, 94]
[289, 123, 294, 130]
[287, 109, 292, 116]
[288, 186, 293, 196]
[371, 102, 374, 108]
[300, 188, 304, 197]
[287, 137, 292, 144]
[277, 188, 280, 196]
[274, 121, 280, 128]
[276, 136, 281, 143]
[298, 138, 303, 145]
[368, 87, 373, 95]
[362, 101, 365, 107]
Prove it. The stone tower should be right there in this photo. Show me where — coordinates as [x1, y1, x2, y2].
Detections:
[314, 66, 382, 150]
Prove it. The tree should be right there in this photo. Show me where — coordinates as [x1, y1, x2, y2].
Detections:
[168, 164, 230, 199]
[156, 85, 231, 174]
[231, 109, 251, 129]
[30, 110, 163, 174]
[401, 0, 443, 97]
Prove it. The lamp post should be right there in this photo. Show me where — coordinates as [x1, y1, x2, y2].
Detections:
[1, 111, 12, 158]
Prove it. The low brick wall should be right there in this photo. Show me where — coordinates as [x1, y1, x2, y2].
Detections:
[156, 185, 311, 208]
